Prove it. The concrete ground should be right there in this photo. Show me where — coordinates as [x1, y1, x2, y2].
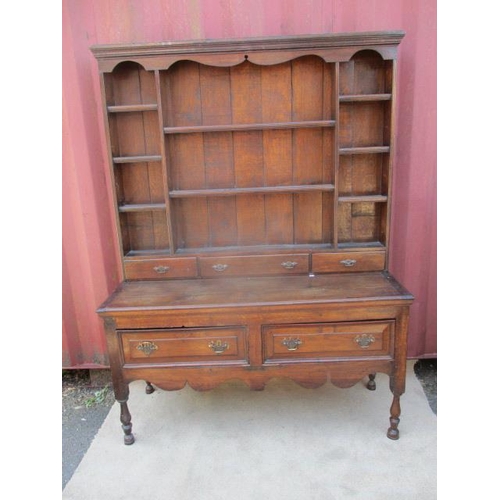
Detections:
[62, 359, 436, 491]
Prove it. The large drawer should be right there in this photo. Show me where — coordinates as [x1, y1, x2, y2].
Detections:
[121, 327, 247, 365]
[199, 254, 309, 277]
[123, 257, 198, 280]
[263, 321, 394, 362]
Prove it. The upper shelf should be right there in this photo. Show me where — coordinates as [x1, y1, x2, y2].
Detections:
[169, 184, 335, 198]
[107, 104, 158, 113]
[339, 93, 391, 102]
[113, 155, 163, 164]
[339, 146, 390, 155]
[164, 120, 335, 135]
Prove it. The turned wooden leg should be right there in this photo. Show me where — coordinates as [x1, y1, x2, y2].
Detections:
[145, 381, 155, 394]
[387, 394, 401, 440]
[367, 373, 376, 391]
[118, 399, 135, 445]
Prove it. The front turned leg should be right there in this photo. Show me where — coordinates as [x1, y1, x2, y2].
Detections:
[387, 394, 401, 440]
[118, 399, 135, 445]
[367, 373, 376, 391]
[145, 381, 155, 394]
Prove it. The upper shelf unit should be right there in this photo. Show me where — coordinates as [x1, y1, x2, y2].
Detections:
[92, 32, 403, 276]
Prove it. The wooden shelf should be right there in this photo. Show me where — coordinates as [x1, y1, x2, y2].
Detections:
[125, 249, 171, 257]
[339, 146, 390, 155]
[113, 155, 163, 164]
[118, 203, 166, 212]
[175, 243, 333, 255]
[338, 195, 388, 203]
[164, 120, 335, 135]
[338, 241, 385, 249]
[107, 104, 158, 113]
[339, 94, 391, 102]
[169, 184, 335, 198]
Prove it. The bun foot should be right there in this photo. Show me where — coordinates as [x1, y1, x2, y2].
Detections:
[387, 423, 400, 440]
[124, 433, 135, 445]
[367, 373, 376, 391]
[145, 381, 155, 394]
[119, 400, 134, 446]
[387, 394, 401, 440]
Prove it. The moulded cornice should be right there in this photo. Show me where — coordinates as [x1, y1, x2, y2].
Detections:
[90, 31, 405, 71]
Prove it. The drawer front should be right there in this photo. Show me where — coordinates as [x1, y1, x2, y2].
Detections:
[199, 254, 309, 277]
[121, 327, 247, 365]
[263, 321, 394, 362]
[311, 251, 385, 273]
[124, 257, 198, 280]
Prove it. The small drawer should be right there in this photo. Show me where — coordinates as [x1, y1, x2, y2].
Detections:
[121, 327, 247, 365]
[123, 257, 198, 280]
[263, 321, 394, 362]
[199, 254, 309, 277]
[311, 251, 385, 273]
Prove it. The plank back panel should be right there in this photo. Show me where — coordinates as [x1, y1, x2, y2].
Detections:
[163, 61, 209, 250]
[231, 62, 266, 245]
[107, 62, 157, 106]
[261, 61, 294, 245]
[199, 66, 237, 248]
[339, 51, 389, 95]
[291, 57, 330, 244]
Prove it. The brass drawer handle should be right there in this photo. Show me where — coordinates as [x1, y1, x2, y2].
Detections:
[281, 337, 303, 351]
[209, 340, 229, 354]
[281, 261, 298, 270]
[354, 334, 375, 348]
[212, 264, 229, 272]
[153, 265, 170, 274]
[340, 259, 357, 267]
[136, 341, 158, 356]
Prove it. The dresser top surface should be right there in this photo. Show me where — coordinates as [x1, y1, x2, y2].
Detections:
[97, 272, 413, 314]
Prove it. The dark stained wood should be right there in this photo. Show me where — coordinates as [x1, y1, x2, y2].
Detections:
[93, 32, 412, 444]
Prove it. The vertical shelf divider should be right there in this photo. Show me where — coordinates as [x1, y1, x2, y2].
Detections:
[332, 62, 340, 250]
[154, 69, 176, 254]
[99, 73, 128, 278]
[384, 60, 397, 268]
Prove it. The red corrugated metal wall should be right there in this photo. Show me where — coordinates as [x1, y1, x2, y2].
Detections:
[62, 0, 437, 368]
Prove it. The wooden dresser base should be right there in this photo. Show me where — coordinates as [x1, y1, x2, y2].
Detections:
[98, 272, 412, 444]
